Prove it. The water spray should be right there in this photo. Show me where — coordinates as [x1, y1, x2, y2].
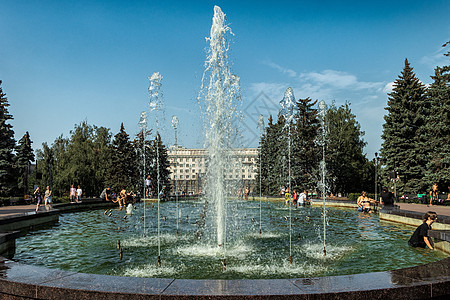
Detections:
[318, 100, 328, 257]
[149, 72, 163, 266]
[171, 115, 179, 236]
[280, 87, 296, 265]
[257, 114, 264, 236]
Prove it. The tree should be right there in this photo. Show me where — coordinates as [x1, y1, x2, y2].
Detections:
[291, 97, 320, 191]
[381, 59, 428, 194]
[326, 102, 370, 194]
[36, 142, 55, 190]
[109, 123, 138, 192]
[257, 114, 287, 196]
[15, 132, 35, 195]
[424, 58, 450, 189]
[148, 133, 171, 195]
[0, 81, 17, 196]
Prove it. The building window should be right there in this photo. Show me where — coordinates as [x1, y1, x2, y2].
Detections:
[180, 175, 183, 179]
[186, 175, 190, 179]
[192, 175, 196, 179]
[186, 164, 189, 168]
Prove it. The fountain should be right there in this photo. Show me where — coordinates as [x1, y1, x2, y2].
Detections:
[257, 114, 264, 235]
[171, 115, 179, 235]
[279, 87, 296, 263]
[318, 100, 327, 256]
[198, 5, 242, 250]
[148, 72, 163, 266]
[3, 5, 449, 299]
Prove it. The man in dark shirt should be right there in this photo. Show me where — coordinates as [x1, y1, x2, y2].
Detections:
[380, 187, 394, 206]
[408, 211, 437, 249]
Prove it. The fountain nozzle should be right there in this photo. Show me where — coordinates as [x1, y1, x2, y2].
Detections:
[323, 247, 327, 256]
[157, 256, 161, 267]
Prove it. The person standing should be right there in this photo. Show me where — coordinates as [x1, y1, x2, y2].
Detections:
[34, 186, 42, 212]
[298, 189, 307, 207]
[292, 189, 298, 207]
[408, 211, 437, 250]
[76, 185, 82, 203]
[145, 175, 152, 198]
[70, 185, 76, 203]
[244, 186, 250, 200]
[44, 186, 52, 210]
[429, 183, 439, 206]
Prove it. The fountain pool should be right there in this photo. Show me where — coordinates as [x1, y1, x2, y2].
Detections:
[13, 200, 447, 280]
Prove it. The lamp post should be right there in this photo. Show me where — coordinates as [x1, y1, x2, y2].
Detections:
[374, 152, 378, 211]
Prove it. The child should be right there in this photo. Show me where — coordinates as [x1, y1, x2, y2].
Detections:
[408, 211, 437, 250]
[284, 187, 290, 205]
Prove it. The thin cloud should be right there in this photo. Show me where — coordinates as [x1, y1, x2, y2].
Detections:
[263, 61, 297, 78]
[420, 45, 449, 68]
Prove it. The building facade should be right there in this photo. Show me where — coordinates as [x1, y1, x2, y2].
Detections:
[167, 146, 258, 195]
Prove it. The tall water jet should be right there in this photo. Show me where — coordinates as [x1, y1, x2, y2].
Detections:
[318, 100, 327, 256]
[198, 6, 242, 248]
[257, 114, 264, 235]
[139, 111, 148, 236]
[279, 87, 296, 264]
[148, 72, 163, 265]
[171, 115, 179, 236]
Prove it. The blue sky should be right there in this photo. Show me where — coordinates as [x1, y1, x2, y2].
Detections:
[1, 0, 449, 159]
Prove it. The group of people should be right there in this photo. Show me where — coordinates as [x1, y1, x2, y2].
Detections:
[100, 186, 136, 208]
[33, 185, 52, 212]
[284, 187, 310, 207]
[357, 187, 395, 213]
[237, 186, 250, 200]
[69, 185, 83, 203]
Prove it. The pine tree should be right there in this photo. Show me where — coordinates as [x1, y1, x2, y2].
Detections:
[109, 123, 138, 192]
[381, 59, 428, 195]
[0, 81, 17, 197]
[292, 97, 320, 191]
[424, 62, 450, 189]
[148, 133, 171, 195]
[15, 131, 35, 195]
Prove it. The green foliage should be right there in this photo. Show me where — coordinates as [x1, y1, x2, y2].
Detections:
[423, 64, 450, 190]
[15, 131, 35, 195]
[108, 123, 137, 192]
[325, 102, 372, 194]
[381, 59, 432, 194]
[0, 81, 17, 196]
[292, 97, 320, 191]
[258, 98, 373, 196]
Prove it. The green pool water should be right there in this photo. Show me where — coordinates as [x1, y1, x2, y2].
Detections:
[14, 200, 448, 279]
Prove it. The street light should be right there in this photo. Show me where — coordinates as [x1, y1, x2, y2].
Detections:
[374, 152, 378, 210]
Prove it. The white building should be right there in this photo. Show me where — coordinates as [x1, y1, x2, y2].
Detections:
[167, 146, 258, 195]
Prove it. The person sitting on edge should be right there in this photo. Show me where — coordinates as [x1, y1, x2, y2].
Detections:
[357, 191, 375, 213]
[380, 187, 394, 207]
[408, 211, 437, 250]
[113, 189, 127, 207]
[100, 187, 112, 201]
